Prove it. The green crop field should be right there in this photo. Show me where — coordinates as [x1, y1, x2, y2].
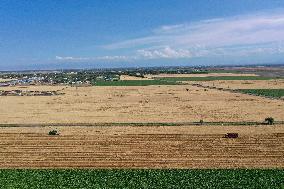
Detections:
[93, 80, 180, 86]
[238, 89, 284, 98]
[158, 76, 281, 81]
[0, 169, 283, 189]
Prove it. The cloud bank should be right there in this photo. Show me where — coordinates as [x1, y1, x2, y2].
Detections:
[55, 55, 131, 62]
[57, 9, 284, 62]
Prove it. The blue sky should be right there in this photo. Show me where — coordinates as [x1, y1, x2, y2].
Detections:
[1, 0, 284, 70]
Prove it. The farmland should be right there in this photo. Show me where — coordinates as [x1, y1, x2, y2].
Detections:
[0, 70, 284, 183]
[0, 125, 283, 169]
[146, 73, 259, 78]
[0, 78, 15, 82]
[157, 76, 281, 81]
[188, 79, 284, 89]
[0, 84, 283, 124]
[1, 169, 283, 188]
[120, 75, 153, 80]
[238, 89, 284, 98]
[3, 0, 284, 187]
[94, 79, 179, 86]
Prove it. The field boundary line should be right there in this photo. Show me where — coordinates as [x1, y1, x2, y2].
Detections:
[0, 121, 284, 127]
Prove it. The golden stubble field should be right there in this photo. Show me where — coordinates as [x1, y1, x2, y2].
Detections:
[120, 75, 153, 80]
[187, 79, 284, 89]
[0, 78, 15, 82]
[145, 73, 258, 79]
[0, 84, 283, 124]
[0, 78, 284, 169]
[0, 125, 283, 168]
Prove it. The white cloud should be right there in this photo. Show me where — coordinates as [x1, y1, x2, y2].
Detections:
[55, 55, 133, 62]
[57, 42, 284, 63]
[57, 9, 284, 63]
[96, 55, 131, 61]
[103, 10, 284, 59]
[137, 46, 192, 59]
[56, 47, 194, 62]
[55, 56, 89, 61]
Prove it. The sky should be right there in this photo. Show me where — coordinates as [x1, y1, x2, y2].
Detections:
[1, 0, 284, 70]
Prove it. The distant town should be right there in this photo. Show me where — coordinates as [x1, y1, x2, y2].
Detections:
[1, 65, 283, 87]
[0, 67, 207, 87]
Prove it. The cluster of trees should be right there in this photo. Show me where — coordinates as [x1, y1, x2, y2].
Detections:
[265, 117, 274, 125]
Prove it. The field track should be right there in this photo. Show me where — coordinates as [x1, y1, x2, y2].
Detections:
[0, 121, 284, 127]
[0, 125, 283, 169]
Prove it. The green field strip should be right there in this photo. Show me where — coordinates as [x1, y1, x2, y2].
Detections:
[238, 89, 284, 98]
[93, 80, 180, 86]
[0, 169, 283, 189]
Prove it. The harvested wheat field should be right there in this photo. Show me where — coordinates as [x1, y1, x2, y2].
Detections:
[0, 78, 15, 82]
[188, 79, 284, 89]
[120, 75, 152, 80]
[0, 85, 283, 124]
[146, 73, 258, 79]
[0, 125, 283, 168]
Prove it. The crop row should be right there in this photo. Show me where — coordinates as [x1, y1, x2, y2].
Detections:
[0, 133, 283, 169]
[0, 169, 283, 188]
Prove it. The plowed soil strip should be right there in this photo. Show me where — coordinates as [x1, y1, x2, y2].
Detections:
[0, 126, 283, 169]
